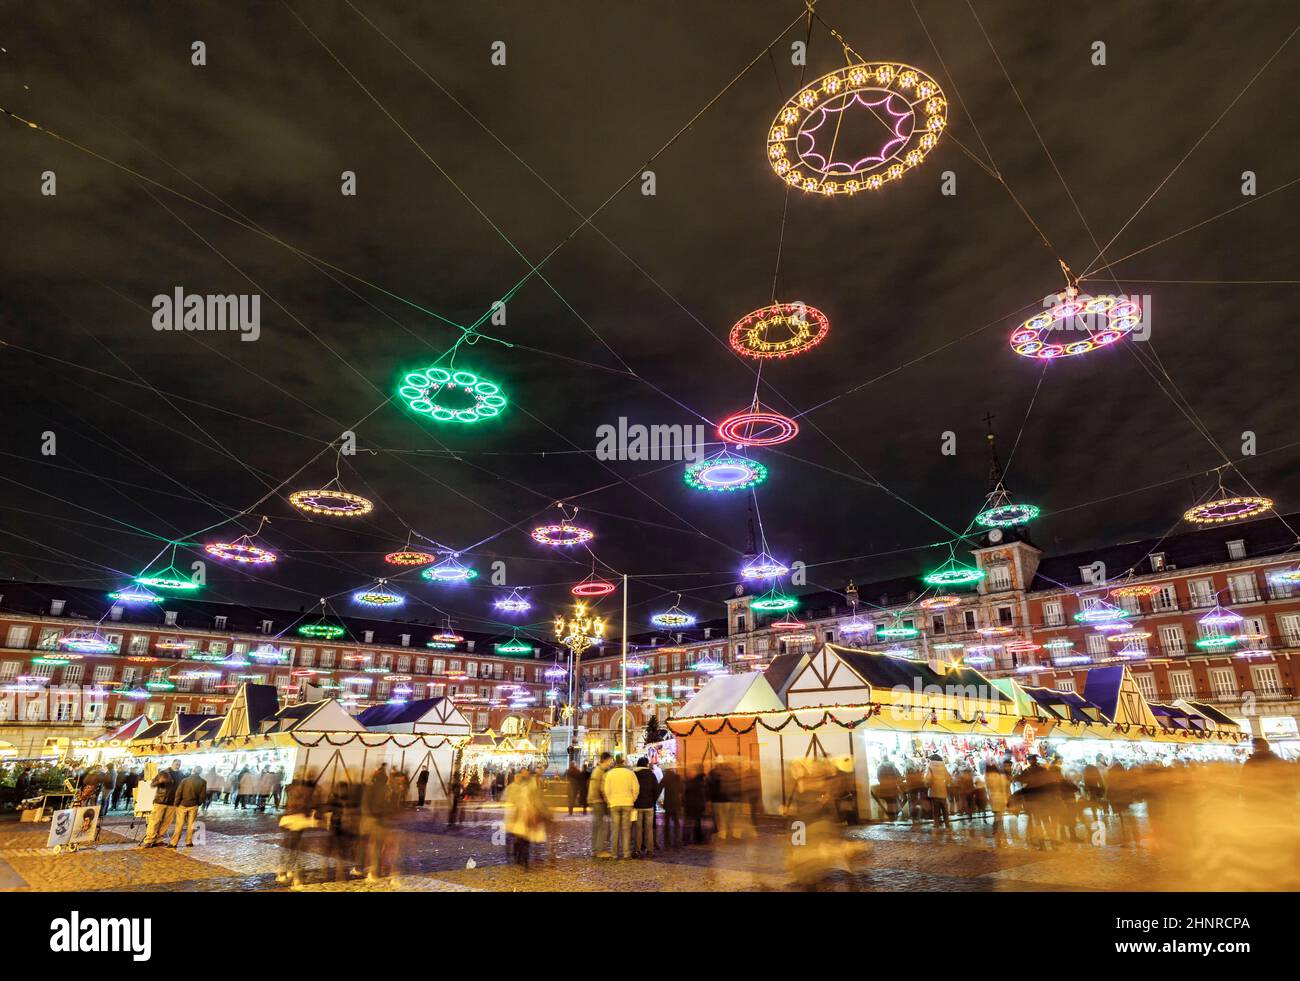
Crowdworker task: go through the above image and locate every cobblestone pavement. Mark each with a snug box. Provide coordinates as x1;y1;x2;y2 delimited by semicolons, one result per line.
0;803;1171;892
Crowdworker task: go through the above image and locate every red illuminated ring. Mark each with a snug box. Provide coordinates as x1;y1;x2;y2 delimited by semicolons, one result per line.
572;580;616;598
718;410;799;447
729;303;830;360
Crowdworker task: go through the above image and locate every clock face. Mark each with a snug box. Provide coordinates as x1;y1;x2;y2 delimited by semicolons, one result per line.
988;528;1004;543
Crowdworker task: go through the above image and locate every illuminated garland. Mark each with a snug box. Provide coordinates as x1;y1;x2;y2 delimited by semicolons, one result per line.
1183;496;1274;525
422;555;477;582
398;366;507;423
531;522;594;546
752;588;798;613
685;451;768;493
1010;292;1143;360
718;407;798;448
385;550;436;566
728;302;830;359
767;63;946;196
298;623;345;639
289;488;374;518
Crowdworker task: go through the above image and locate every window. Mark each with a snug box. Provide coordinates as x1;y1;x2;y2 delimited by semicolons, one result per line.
1188;578;1215;608
129;635;150;655
261;620;274;635
824;629;836;642
397;655;410;672
963;610;977;631
164;610;178;626
735;614;746;633
93;665;114;684
363;630;374;643
1150;553;1166;572
50;599;66;616
121;667;142;685
55;700;76;722
1135;674;1157;700
62;664;84;685
1056;678;1075;693
1209;668;1237;698
1086;633;1108;656
109;605;123;622
1116;593;1141;615
29;661;55;678
467;661;478;678
432;658;445;674
415;657;427;673
997;605;1014;625
513;666;524;681
37;629;62;650
116;702;133;720
5;625;31;648
321;649;335;668
1242;616;1268;643
1041;600;1063;626
0;662;19;682
931;616;945;635
1250;665;1281;694
986;565;1012;591
673;651;682;670
380;653;393;670
1227;540;1246;560
1151;584;1179;612
1169;671;1196;700
214;615;228;630
208;640;227;656
1228;573;1261;604
299;648;314;667
1158;624;1186;655
400;634;410;648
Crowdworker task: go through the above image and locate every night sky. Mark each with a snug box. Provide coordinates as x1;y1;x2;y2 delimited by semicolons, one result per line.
1;1;1297;636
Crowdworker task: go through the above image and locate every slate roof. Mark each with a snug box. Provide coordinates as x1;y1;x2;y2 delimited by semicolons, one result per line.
1081;667;1125;720
831;647;1011;702
356;696;448;728
1021;686;1101;722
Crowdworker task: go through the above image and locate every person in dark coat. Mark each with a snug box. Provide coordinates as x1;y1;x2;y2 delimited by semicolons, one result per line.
632;757;660;858
565;763;583;816
170;766;207;848
579;763;591;812
141;760;183;847
684;770;708;844
659;766;684;849
416;767;430;809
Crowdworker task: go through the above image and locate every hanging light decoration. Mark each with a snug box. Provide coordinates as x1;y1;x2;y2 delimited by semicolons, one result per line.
385;549;437;566
204;534;277;564
108;584;163;604
134;568;200;592
973;484;1040;528
767;62;947;196
289;486;373;518
543;662;567;681
1073;599;1129;623
432;619;465;644
839;615;873;637
572;575;616;598
718;405;799;448
398;365;507;423
977;625;1014;637
685;451;768;493
1109;576;1162;599
352;579;404;607
1267;566;1300;585
58;631;118;654
494;589;532;614
877;620;920;639
421;554;477;583
728;302;830;359
251;644;288;663
495;630;533;655
1198;604;1244;628
1010;290;1143;360
651;597;695;628
1105;630;1152;644
298;622;346;639
919;594;960;610
922;555;985;587
752;588;798;613
741;551;789;580
531;522;594;547
1184;495;1274;526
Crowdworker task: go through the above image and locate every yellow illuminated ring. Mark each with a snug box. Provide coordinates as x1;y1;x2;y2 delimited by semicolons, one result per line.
289;489;374;517
767;62;946;196
1183;496;1273;525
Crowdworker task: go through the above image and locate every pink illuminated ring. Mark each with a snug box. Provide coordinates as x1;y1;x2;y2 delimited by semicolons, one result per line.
205;542;277;564
718;409;798;447
531;523;594;547
572;579;616;598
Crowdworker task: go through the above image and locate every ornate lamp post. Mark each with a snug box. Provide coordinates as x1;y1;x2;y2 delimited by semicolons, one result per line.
554;600;606;764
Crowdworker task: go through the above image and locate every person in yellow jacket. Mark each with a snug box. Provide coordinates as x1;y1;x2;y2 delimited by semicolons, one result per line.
602;757;640;860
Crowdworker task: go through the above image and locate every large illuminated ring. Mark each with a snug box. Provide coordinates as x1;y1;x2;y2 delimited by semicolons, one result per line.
729;303;830;359
353;586;403;607
741;552;789;580
385;550;436;566
289;489;373;517
919;595;960;610
768;62;946;196
1268;568;1300;585
1010;294;1143;360
651;609;695;628
134;573;200;591
922;561;984;587
1183;496;1273;525
752;590;798;613
205;541;277;564
398;366;507;423
974;503;1040;528
531;523;594;546
685;452;768;493
299;623;346;639
572;578;616;597
718;409;798;447
422;557;477;582
1110;582;1161;598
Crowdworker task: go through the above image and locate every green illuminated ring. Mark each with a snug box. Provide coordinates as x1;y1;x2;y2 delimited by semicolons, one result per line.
974;503;1041;528
878;625;920;639
298;623;346;639
135;574;200;591
1195;635;1239;649
923;567;985;587
752;594;798;612
398;366;507;423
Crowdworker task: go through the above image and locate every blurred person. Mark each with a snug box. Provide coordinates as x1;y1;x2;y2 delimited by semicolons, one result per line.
361;767;394;881
447;771;464;827
710;760;740;840
270;767;285;809
111;769;127;812
323;779;355;882
416;767;429;809
533;764;558;866
141;760;183;847
1083;756;1109;821
391;769;410;808
786;760;865;890
953;765;975;821
633;756;660;858
1049;758;1081;843
503;770;545;869
589;752;613;858
1013;755;1051;849
604;756;640;859
684;769;708;844
1107;763;1138;847
237;767;256;810
579;761;591;812
925;754;951;828
565;761;583;815
873;759;903;821
904;764;927;824
660;765;684;849
170;765;207;849
255;767;274;811
984;761;1011;847
276;769;318;888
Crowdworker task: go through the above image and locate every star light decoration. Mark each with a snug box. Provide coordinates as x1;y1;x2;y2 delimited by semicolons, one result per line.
1009;290;1144;360
289;488;373;518
204;534;277;564
1183;495;1274;525
398;366;507;423
685;451;768;493
718;405;799;448
729;302;830;359
767;62;947;196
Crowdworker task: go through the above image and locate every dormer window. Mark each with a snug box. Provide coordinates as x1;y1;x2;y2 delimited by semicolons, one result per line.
1150;553;1166;572
213;615;227;630
261;620;274;635
1227;540;1246;560
363;630;374;643
164;610;178;626
50;599;66;616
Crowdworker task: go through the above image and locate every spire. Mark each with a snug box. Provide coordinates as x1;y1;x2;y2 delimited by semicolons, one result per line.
984;411;1005;494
